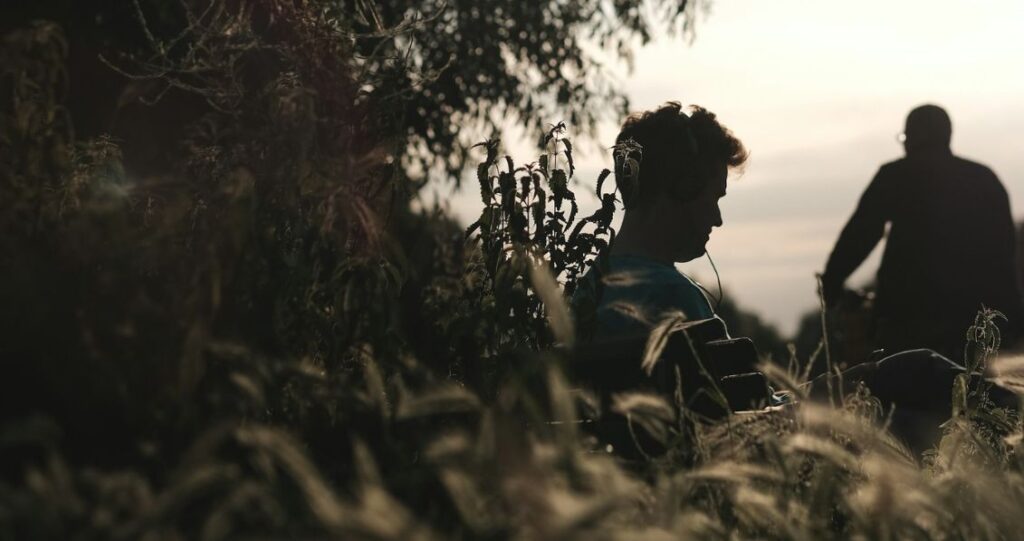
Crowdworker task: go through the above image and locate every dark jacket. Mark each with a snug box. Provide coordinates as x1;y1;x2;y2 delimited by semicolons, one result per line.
823;149;1024;355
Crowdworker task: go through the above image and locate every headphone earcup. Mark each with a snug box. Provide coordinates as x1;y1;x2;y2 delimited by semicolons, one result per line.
614;150;642;209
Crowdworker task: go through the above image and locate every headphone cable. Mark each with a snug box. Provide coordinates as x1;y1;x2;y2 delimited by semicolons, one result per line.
693;249;724;313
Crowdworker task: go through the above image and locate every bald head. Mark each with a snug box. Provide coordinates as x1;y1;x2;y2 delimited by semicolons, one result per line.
903;104;951;153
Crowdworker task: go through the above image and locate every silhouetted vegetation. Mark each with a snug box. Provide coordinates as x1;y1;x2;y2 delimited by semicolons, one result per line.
3;2;1024;539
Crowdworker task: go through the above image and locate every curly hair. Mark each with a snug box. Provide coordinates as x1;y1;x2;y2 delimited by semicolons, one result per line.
614;102;747;209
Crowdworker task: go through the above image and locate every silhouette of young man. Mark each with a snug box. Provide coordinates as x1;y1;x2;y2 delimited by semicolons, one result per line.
577;102;748;338
822;104;1024;359
571;103;753;458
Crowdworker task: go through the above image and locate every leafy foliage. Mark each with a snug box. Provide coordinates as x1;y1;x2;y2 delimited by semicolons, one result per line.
362;0;708;178
461;123;617;351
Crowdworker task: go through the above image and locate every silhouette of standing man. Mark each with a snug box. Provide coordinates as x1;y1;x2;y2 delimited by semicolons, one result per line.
822;104;1023;359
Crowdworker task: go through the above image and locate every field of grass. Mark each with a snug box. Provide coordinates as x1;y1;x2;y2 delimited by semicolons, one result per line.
3;6;1024;540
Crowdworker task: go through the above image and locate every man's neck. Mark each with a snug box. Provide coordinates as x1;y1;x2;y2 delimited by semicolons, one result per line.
610;219;675;265
905;145;953;158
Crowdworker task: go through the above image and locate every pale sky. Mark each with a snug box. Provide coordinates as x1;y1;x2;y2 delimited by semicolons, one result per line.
434;0;1024;336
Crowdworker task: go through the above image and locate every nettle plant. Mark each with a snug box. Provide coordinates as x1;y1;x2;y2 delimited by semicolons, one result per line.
465;123;622;352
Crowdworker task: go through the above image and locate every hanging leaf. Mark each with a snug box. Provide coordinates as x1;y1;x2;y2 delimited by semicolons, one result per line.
562;138;574;177
595;168;611;197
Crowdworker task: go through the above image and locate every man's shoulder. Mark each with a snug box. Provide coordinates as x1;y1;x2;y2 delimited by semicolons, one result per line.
877;157;911;174
871;158;908;182
880;155;1000;183
606;256;687;283
879;157;905;169
951;155;999;179
599;256;713;322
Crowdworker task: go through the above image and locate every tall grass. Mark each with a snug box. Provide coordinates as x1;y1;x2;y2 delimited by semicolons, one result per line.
2;6;1024;540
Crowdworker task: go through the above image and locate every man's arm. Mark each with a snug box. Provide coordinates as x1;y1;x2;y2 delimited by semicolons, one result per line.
821;167;891;306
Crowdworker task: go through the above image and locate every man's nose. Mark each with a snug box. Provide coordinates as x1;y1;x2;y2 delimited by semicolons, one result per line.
712;206;723;227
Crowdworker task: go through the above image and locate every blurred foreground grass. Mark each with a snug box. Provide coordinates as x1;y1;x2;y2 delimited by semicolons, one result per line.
3;7;1024;540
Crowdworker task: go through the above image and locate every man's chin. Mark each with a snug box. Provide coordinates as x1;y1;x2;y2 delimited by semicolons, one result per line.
674;246;706;263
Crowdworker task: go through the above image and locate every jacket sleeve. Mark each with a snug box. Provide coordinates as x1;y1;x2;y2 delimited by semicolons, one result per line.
821;166;892;305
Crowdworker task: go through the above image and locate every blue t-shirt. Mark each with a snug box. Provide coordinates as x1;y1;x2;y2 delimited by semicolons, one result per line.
580;255;715;338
